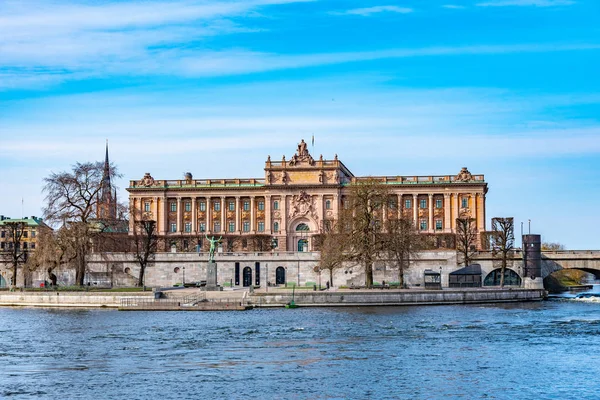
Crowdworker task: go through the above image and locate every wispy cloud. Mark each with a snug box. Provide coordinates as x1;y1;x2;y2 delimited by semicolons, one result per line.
331;5;413;16
442;5;466;9
476;0;575;7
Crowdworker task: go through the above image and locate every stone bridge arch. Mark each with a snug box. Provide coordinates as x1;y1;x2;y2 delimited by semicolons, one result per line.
541;251;600;279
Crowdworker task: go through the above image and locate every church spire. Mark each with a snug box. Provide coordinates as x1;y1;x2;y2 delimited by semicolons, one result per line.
98;140;117;220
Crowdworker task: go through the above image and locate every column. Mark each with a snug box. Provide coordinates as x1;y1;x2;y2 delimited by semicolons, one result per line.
206;196;211;233
161;196;168;234
250;196;256;233
235;196;241;233
281;195;288;234
152;197;158;221
265;195;272;234
191;197;197;233
318;194;325;231
472;193;478;227
176;197;182;233
452;193;459;230
428;194;434;233
444;193;451;233
221;196;226;233
412;194;418;226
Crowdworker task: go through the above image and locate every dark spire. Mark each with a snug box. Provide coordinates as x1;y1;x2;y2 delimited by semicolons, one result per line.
101;140;111;201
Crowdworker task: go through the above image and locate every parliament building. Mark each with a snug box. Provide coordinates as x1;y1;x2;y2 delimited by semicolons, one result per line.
127;140;488;252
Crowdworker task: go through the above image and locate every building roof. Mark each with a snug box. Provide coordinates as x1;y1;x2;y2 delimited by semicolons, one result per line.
449;264;482;275
0;216;50;228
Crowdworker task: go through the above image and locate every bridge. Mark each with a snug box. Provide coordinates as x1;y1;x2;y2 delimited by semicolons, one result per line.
540;250;600;279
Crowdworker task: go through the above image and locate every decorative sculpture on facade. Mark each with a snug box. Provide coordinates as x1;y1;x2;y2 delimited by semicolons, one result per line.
455;167;473;182
140;173;155;187
289;190;318;220
289;139;315;166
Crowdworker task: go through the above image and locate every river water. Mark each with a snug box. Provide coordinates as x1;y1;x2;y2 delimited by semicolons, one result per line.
1;293;600;400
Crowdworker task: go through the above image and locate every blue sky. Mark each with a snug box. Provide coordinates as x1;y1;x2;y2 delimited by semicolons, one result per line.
1;0;599;248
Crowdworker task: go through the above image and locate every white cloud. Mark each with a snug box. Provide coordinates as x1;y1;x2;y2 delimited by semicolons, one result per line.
331;5;413;16
442;5;466;9
476;0;575;7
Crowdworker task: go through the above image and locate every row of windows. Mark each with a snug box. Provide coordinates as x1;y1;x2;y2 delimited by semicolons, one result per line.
0;242;35;250
419;219;445;231
0;230;36;238
146;197;471;214
170;221;269;233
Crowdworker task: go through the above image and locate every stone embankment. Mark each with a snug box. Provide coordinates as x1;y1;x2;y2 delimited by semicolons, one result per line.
249;288;547;307
0;288;546;309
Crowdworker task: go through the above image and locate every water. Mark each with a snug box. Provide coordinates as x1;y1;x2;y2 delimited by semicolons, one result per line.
1;297;600;400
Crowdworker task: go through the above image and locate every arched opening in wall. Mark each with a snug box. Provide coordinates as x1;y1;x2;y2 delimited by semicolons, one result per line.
296;223;310;232
0;274;6;288
174;267;180;273
543;269;599;293
243;267;252;287
124;267;131;275
483;268;522;286
276;267;286;285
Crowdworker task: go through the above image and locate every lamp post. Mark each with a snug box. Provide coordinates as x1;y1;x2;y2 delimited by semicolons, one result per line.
439;266;442;289
182;266;186;286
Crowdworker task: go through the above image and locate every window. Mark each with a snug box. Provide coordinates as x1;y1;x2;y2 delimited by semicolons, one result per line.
405;199;412;209
436;199;443;209
170;202;177;212
462;197;468;208
243;221;250;232
420;199;427;209
30;243;35;249
185;202;191;212
296;223;309;231
170;223;177;232
144;202;151;212
23;242;28;249
184;223;191;233
389;200;396;210
243;201;250;211
214;202;220;211
31;230;36;238
214;222;221;232
258;222;265;232
1;242;4;249
229;222;235;232
273;221;279;232
1;231;5;238
273;201;279;210
436;220;443;230
325;200;331;210
199;202;206;212
23;231;28;238
258;201;264;211
199;222;206;232
272;238;278;248
229;201;235;211
420;219;427;230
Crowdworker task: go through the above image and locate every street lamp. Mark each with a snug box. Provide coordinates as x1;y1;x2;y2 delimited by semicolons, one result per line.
183;266;186;286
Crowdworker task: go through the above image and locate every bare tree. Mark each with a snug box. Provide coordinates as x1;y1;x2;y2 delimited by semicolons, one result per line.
456;217;477;267
1;222;27;289
541;242;565;251
25;226;62;287
384;217;422;288
43;161;123;286
131;220;158;287
317;221;348;287
342;179;389;287
490;217;515;287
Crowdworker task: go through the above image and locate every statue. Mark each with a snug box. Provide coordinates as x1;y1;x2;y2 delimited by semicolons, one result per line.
297;139;308;156
205;234;222;262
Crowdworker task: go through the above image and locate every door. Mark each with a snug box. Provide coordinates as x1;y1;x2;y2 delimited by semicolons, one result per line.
243;267;252;287
275;267;286;285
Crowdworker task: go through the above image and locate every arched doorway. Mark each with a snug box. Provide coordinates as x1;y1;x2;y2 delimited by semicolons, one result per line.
484;269;522;286
276;267;286;285
243;267;252;287
0;275;6;288
297;239;308;252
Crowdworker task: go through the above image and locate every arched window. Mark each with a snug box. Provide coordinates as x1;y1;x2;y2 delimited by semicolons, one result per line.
273;221;279;232
296;223;310;231
484;269;522;286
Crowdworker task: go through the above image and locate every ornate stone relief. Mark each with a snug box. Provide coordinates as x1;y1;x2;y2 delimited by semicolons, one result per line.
455;167;473;182
139;173;155;187
288;139;315;166
289;190;318;221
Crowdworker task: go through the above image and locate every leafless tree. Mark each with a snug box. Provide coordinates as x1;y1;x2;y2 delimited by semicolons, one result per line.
1;222;27;289
341;179;389;287
541;242;565;251
384;217;423;288
456;217;477;267
42;161;124;286
317;221;348;287
490;217;515;287
131;219;158;287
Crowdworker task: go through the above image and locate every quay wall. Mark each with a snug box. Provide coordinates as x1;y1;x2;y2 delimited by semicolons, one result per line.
0;291;153;308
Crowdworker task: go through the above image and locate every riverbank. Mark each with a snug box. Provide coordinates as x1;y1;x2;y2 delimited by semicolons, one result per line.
0;287;546;309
